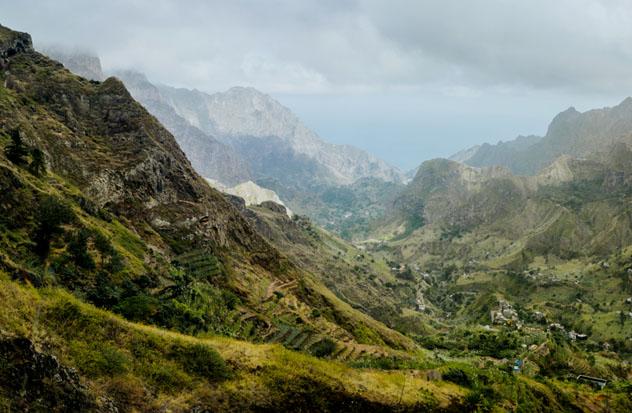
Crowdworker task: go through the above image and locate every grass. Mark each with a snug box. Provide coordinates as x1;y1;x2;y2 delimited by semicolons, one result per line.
3;271;629;411
0;272;468;411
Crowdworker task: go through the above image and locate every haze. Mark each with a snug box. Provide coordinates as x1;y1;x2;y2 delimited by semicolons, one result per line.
3;0;632;169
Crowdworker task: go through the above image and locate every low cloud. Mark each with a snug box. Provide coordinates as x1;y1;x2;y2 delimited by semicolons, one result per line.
4;0;632;95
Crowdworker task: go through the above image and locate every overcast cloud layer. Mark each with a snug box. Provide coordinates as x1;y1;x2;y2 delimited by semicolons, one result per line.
3;0;632;168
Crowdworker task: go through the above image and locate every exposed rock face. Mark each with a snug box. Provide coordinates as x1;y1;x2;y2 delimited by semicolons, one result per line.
38;55;251;186
0;24;33;61
490;300;520;327
157;85;404;186
40;47;104;81
114;71;252;186
451;98;632;175
207;179;292;216
0;336;97;412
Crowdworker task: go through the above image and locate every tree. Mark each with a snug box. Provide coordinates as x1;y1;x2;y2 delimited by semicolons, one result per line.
4;129;28;165
93;231;124;273
67;228;95;269
33;196;75;259
28;148;46;177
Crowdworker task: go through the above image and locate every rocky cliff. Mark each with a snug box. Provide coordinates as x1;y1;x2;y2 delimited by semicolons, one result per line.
110;70;252;186
158;85;404;185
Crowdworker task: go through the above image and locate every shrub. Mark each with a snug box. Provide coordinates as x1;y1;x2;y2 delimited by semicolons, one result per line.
169;343;231;381
443;367;475;387
70;340;129;377
143;361;192;392
28;148;46;176
309;338;337;358
396;266;415;281
66;228;95;269
114;294;160;322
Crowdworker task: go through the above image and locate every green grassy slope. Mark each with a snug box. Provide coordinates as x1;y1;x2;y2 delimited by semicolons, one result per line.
1;22;631;411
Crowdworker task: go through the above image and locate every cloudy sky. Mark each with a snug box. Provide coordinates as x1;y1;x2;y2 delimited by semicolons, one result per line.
3;0;632;169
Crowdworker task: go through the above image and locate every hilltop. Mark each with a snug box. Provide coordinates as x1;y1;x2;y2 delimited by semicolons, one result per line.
452;98;632;175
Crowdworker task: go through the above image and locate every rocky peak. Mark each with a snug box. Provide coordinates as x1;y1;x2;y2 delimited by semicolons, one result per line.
157;83;403;185
204;86;305;143
0;24;33;59
545;106;581;136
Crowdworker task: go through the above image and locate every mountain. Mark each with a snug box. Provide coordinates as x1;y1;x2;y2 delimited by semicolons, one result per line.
0;24;448;411
388;147;632;258
452;98;632;175
125;75;405;238
114;72;403;238
111;70;252;186
157;85;404;186
38;46;104;81
46;52;403;240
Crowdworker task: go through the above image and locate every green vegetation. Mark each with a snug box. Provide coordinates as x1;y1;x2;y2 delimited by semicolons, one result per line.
3;129;28;165
309;338;337;357
33;195;76;259
1;22;631;411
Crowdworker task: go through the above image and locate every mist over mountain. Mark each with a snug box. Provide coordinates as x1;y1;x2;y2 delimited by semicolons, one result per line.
452;98;632;175
38;46;104;81
157;84;404;185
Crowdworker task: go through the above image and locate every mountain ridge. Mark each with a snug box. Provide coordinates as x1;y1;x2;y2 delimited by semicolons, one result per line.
157;83;404;185
451;97;632;175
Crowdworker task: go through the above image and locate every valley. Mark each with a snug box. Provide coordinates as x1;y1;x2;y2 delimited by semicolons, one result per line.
0;20;631;413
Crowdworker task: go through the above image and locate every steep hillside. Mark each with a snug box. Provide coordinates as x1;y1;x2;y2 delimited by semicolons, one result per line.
113;70;251;186
233;200;432;338
453;98;632;175
1;22;421;359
